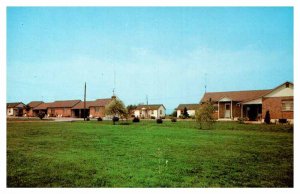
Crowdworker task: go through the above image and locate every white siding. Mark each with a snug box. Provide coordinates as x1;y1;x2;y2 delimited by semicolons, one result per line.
264;84;293;97
243;98;262;105
177;110;181;118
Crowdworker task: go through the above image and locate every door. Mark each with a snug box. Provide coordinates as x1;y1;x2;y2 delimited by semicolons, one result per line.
225;103;231;118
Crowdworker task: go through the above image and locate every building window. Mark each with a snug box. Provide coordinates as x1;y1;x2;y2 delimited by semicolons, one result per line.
160;110;162;114
282;100;293;111
151;110;154;114
95;107;100;112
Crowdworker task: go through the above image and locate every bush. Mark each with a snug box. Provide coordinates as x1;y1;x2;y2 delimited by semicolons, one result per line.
133;117;140;123
178;115;183;119
112;116;120;125
238;117;246;124
195;102;216;129
150;116;156;119
97;117;103;121
264;110;271;124
86;118;90;121
37;112;46;120
171;118;177;122
156;118;163;124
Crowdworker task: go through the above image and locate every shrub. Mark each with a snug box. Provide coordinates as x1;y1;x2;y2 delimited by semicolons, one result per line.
171;118;177;122
195;102;216;129
238;117;246;124
178;115;183;119
37;112;46;120
86;118;90;121
156;118;163;124
264;110;271;124
97;117;103;121
133;117;140;123
150;116;156;119
113;116;119;122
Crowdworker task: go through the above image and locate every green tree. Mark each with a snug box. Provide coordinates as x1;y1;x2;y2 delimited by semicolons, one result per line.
195;102;216;129
183;107;189;119
105;97;128;125
126;104;137;117
171;110;177;118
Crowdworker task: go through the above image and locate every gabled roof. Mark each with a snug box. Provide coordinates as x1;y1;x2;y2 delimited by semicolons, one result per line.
261;81;293;98
7;102;25;108
176;104;200;110
33;102;53;110
135;104;165;110
71;98;111;109
200;89;272;103
27;101;44;108
49;100;81;108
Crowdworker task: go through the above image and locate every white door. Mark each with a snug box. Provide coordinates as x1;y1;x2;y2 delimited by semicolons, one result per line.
225;104;231;118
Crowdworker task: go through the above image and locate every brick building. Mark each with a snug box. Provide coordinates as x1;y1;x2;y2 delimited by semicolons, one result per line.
24;101;44;117
200;82;293;123
71;98;112;118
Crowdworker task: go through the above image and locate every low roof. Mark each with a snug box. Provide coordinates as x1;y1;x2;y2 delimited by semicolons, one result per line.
135;104;165;110
200;89;271;103
33;102;53;110
7;102;24;108
176;104;200;110
27;101;44;108
72;98;111;109
49;100;81;108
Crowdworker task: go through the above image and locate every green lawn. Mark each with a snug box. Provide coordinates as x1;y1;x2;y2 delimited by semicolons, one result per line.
7;120;293;187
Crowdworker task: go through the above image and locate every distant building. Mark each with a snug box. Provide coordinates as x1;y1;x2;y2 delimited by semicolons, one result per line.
134;104;166;119
200;82;293;123
71;98;112;118
33;100;81;117
25;101;44;117
7;102;25;117
175;104;200;118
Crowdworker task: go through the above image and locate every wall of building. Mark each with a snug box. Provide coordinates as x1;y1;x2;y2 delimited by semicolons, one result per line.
262;96;293;120
89;106;106;118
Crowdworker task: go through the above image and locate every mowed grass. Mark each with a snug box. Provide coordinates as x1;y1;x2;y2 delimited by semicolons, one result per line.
7;120;293;187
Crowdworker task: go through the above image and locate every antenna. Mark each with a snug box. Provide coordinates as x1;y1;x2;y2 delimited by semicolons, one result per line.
204;73;207;93
146;95;148;105
113;70;116;96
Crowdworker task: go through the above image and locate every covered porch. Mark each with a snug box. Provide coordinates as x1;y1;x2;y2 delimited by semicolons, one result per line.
217;97;241;120
241;98;262;121
72;109;90;118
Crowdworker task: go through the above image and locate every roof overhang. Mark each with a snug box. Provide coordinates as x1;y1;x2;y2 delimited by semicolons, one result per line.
242;98;262;105
218;97;232;102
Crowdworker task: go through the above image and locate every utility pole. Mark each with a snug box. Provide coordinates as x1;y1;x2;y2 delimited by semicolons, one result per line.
84;82;86;121
146;95;148;105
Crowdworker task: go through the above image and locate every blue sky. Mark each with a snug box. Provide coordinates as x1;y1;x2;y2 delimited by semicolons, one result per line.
7;7;293;113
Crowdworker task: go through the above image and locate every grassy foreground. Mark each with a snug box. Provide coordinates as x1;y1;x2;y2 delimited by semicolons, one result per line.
7;120;293;187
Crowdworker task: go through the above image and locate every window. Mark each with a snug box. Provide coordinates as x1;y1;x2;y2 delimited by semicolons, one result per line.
95;107;100;112
151;110;154;114
282;100;293;111
160;110;162;114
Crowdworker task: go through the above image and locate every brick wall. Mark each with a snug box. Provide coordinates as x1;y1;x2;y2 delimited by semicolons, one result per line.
90;106;106;118
262;97;293;119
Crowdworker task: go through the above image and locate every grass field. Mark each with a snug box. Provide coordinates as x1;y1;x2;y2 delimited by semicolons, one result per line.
7;120;293;187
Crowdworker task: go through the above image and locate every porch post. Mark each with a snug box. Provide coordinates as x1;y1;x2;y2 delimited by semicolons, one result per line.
231;100;233;119
241;104;243;118
218;101;220;119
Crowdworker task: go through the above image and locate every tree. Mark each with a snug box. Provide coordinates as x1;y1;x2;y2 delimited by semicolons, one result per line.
37;112;46;120
105;97;128;125
24;105;31;117
183;107;189;119
126;104;137;117
264;110;271;124
195;102;216;129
